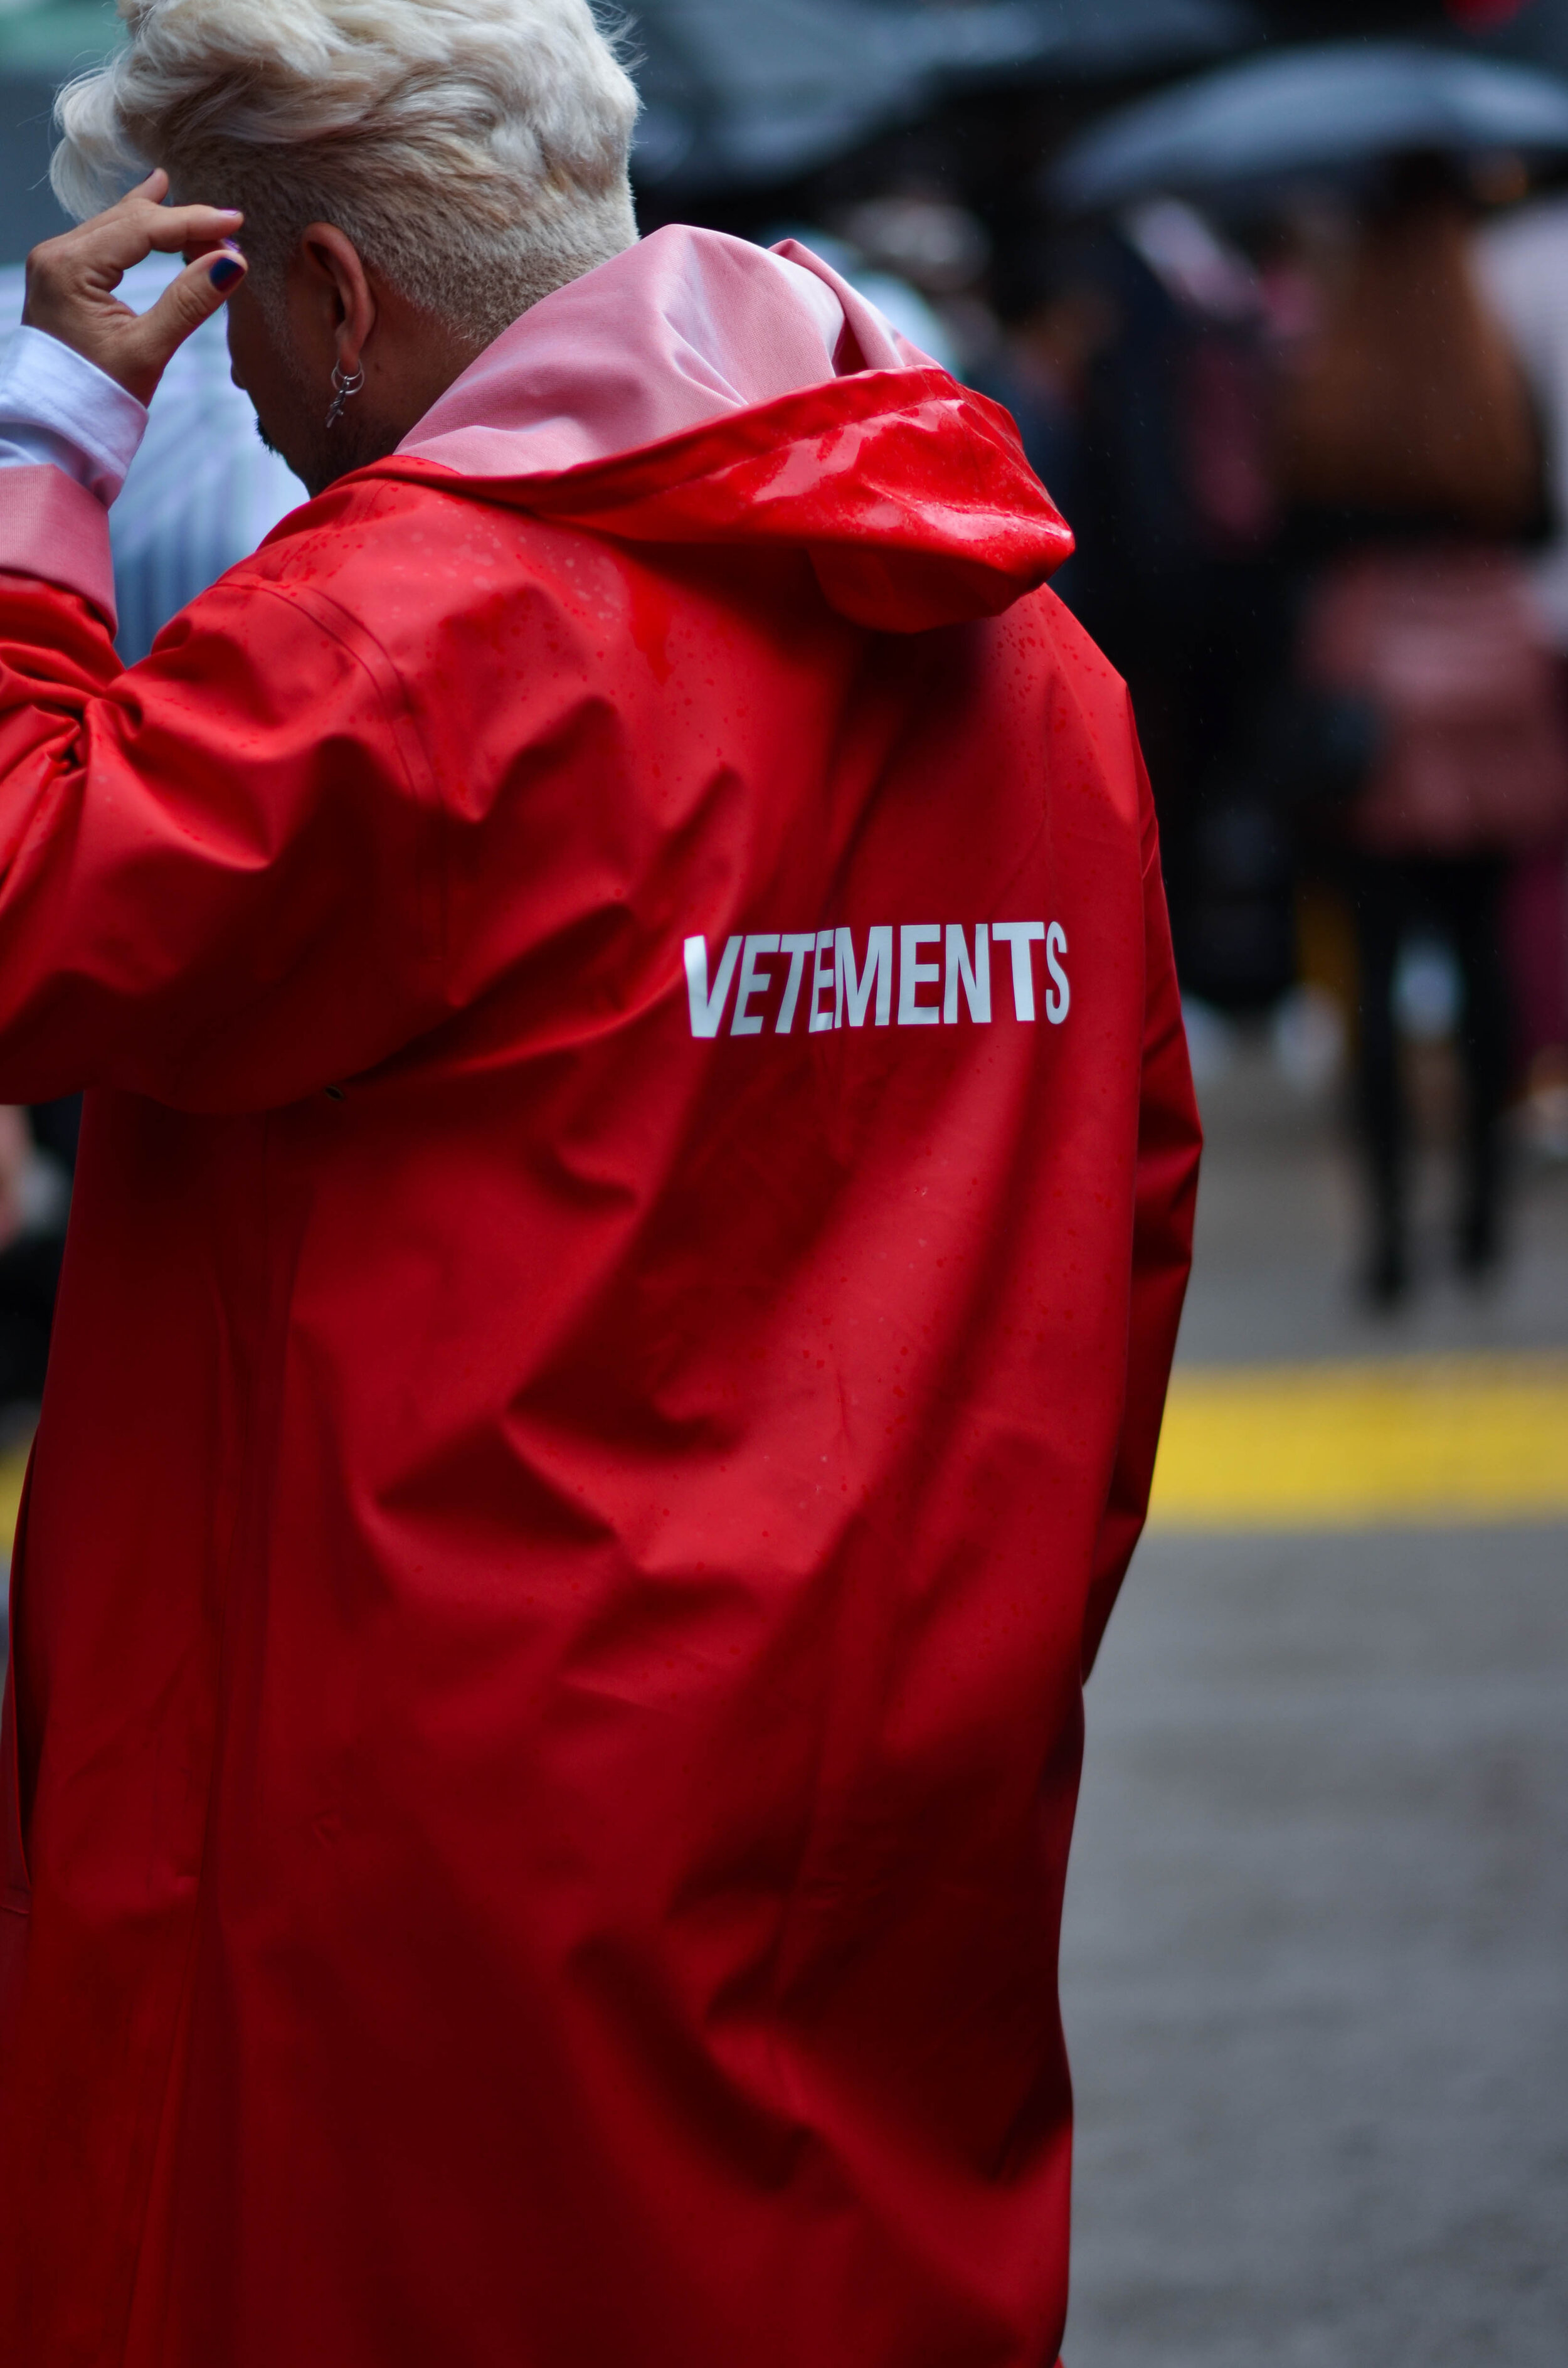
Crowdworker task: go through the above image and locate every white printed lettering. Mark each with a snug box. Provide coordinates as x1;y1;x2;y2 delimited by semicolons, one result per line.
731;934;781;1035
899;926;941;1026
836;926;893;1028
809;929;836;1033
685;934;743;1038
687;918;1067;1039
944;924;992;1025
776;933;818;1034
992;921;1046;1022
1045;921;1071;1025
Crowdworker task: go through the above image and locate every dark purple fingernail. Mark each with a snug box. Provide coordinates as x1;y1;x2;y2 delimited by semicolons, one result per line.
209;255;243;290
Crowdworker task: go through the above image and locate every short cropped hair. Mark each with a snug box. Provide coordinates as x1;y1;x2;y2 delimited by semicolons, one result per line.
51;0;640;349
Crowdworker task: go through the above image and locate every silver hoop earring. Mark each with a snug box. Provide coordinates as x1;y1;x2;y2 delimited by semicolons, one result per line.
326;362;365;430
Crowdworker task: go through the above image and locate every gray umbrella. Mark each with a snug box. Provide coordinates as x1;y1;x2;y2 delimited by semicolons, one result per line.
628;0;1259;191
1050;40;1568;212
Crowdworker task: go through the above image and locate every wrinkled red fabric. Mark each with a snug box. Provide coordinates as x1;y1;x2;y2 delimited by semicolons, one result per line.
0;228;1198;2368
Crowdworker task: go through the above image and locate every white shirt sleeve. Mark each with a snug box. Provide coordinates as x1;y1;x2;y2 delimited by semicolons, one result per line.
0;325;150;506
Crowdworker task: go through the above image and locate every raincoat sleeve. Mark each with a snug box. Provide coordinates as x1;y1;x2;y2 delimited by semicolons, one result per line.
0;567;446;1111
1081;735;1201;1677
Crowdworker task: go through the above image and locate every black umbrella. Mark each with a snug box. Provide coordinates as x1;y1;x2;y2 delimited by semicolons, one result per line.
1051;38;1568;211
628;0;1259;191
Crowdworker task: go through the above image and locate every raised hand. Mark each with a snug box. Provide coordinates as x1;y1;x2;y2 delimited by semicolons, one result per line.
23;167;247;406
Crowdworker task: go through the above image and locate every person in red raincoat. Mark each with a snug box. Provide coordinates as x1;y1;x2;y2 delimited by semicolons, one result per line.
0;3;1199;2361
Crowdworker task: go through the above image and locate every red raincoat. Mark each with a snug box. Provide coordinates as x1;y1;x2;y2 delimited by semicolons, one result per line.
0;228;1199;2367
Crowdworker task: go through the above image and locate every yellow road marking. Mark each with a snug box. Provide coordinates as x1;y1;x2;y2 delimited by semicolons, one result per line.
1150;1355;1568;1529
1;1444;30;1565
2;1356;1564;1565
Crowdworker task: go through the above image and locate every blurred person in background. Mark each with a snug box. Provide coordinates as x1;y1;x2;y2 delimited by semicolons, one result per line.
977;228;1121;615
1283;154;1568;1305
1476;179;1568;1156
0;3;1198;2364
831;190;995;376
1065;197;1295;1017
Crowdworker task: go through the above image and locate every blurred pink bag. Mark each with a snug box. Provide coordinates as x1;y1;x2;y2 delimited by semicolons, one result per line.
1304;548;1568;854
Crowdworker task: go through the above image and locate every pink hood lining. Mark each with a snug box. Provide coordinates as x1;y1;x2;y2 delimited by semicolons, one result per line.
400;226;928;482
372;221;1075;633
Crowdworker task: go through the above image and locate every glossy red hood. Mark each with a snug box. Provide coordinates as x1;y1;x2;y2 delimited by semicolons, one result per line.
368;224;1073;634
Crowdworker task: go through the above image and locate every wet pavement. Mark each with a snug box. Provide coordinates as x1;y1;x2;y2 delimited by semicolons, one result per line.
1061;1032;1568;2367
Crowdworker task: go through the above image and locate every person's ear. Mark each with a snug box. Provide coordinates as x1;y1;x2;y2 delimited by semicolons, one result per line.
299;221;376;375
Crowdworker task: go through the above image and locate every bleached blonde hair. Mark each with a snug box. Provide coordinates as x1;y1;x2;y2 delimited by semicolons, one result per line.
51;0;640;348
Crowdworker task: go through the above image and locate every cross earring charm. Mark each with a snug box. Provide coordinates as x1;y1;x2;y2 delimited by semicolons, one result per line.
326;363;365;429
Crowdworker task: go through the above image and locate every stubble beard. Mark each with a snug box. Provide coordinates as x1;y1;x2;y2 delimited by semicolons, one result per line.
254;347;392;501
